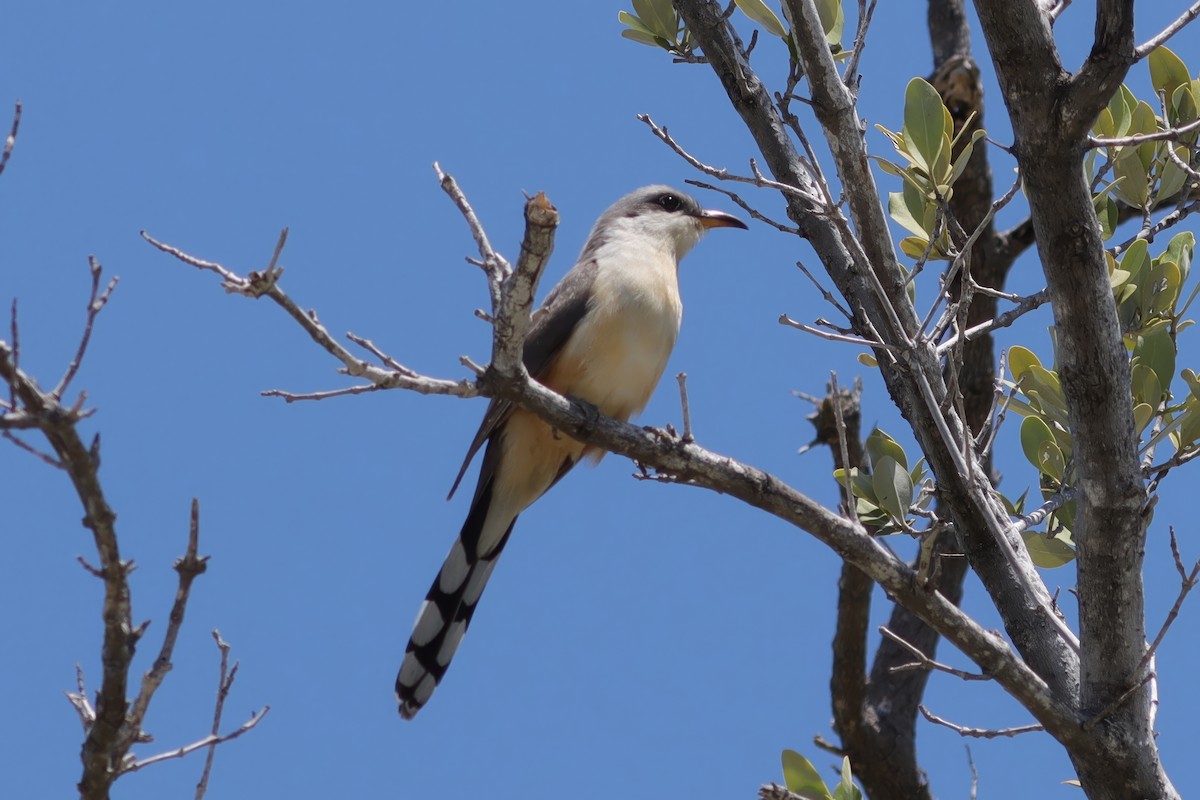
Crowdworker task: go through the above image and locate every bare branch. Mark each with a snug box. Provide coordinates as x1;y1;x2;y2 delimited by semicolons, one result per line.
829;373;858;527
121;500;211;752
2;429;64;465
779;314;894;350
841;0;879;89
346;332;417;375
919;705;1043;738
52;256;119;400
0;100;20;178
121;706;270;776
65;664;96;734
638;113;823;204
195;631;242;798
489;190;558;374
1134;2;1200;60
684;179;801;233
675;373;694;443
1089;116;1200;148
262;384;385;403
880;625;992;681
142;230;478;401
1134;528;1200;679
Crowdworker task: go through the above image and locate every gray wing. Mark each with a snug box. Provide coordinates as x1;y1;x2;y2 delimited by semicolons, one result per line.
446;259;598;500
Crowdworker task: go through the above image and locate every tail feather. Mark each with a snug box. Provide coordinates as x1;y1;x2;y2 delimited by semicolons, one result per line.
396;477;516;719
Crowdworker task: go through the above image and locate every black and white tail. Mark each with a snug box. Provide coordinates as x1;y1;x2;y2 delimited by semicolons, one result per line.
396;474;516;719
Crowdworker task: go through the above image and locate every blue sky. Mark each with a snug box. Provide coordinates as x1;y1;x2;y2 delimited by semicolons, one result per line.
3;2;1199;798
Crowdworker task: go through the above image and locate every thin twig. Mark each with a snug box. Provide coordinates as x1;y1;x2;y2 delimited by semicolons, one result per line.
841;0;879;90
676;372;694;443
261;385;384;403
919;705;1043;738
65;664;96;733
639;114;822;204
794;261;853;321
0;100;20;178
53;256;119;400
829;373;858;526
1134;527;1200;678
195;630;233;798
121;707;270;775
1088;116;1200;148
880;625;991;680
1133;2;1200;60
2;429;64;466
936;288;1051;355
779;314;895;350
685;179;801;233
121;499;211;753
143;230;476;400
346;332;417;375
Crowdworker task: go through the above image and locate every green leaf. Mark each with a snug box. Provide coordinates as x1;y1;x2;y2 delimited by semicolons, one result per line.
1171;82;1198;127
832;757;863;800
1112;147;1151;208
1021;529;1077;568
1165;232;1195;286
902;78;946;176
1134;325;1177;397
1131;101;1160;168
816;0;844;46
1158;144;1190;201
1132;362;1165;408
619;27;664;47
866;429;908;470
1008;345;1041;381
735;0;787;38
631;0;677;39
1020;415;1055;471
948;129;986;187
872;456;913;520
857;352;878;368
1152;259;1182;316
1121;237;1150;282
1149;46;1191;103
1133;401;1155;435
1182;368;1200;399
1110;84;1136;136
618;10;657;35
1036;438;1066;482
888;184;929;238
782;750;833;800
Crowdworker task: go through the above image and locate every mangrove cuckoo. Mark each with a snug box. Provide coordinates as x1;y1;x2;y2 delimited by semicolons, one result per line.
396;185;747;718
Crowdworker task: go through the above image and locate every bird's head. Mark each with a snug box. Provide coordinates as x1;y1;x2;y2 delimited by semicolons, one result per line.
585;185;748;261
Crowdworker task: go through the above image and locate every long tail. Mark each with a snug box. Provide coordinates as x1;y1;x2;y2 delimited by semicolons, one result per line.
396;477;516;719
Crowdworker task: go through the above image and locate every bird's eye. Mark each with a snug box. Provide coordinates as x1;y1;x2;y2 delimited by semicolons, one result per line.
656;193;682;212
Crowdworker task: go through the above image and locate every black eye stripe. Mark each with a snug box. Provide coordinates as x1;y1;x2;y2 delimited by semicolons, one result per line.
656;193;682;212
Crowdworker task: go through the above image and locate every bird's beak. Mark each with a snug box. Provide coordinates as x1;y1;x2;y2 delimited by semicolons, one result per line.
697;209;749;230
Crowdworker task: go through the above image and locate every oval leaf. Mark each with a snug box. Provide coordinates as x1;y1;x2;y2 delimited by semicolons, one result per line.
782;750;833;800
866;429;908;470
631;0;677;39
735;0;787;38
1020;415;1055;471
902;78;946;175
872;456;913;520
1149;46;1190;103
1021;530;1077;568
1008;345;1041;381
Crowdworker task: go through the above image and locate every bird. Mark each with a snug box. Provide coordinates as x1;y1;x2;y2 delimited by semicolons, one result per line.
396;185;747;719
